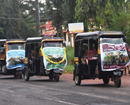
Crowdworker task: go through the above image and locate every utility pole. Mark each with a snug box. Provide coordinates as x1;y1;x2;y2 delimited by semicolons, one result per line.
36;0;40;36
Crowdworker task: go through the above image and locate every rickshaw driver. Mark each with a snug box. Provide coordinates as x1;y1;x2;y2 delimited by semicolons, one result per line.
82;42;97;65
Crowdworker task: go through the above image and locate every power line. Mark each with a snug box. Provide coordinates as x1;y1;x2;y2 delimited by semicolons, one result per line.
0;16;51;20
0;17;24;20
0;14;22;16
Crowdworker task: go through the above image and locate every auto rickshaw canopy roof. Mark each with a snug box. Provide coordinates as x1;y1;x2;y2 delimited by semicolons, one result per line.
26;37;63;44
42;36;63;42
0;39;6;44
26;37;42;43
6;39;25;44
75;31;124;41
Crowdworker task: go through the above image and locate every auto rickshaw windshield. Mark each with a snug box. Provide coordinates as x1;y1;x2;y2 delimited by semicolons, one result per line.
43;41;63;47
8;43;25;50
100;38;123;44
0;44;5;53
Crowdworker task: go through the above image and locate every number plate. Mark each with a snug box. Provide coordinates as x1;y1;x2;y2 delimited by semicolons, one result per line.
16;68;23;71
54;69;60;73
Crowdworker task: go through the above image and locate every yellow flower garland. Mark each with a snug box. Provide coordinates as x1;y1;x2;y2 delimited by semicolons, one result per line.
40;47;66;64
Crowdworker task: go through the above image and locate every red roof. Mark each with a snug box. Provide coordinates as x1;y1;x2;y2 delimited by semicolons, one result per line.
33;24;45;29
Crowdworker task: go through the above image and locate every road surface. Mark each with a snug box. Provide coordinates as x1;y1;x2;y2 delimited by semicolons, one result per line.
0;74;130;105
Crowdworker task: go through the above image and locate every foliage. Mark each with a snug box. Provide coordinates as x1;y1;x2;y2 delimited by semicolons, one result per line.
45;0;64;37
66;46;74;65
74;0;125;31
108;9;130;43
0;0;130;42
64;46;74;73
0;0;36;39
62;0;76;28
0;27;3;34
64;64;74;73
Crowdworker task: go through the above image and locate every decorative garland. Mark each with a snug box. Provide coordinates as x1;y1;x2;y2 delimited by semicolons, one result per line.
40;47;66;64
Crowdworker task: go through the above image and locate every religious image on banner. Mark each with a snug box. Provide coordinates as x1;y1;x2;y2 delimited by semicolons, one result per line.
100;43;129;71
6;50;25;69
42;47;67;71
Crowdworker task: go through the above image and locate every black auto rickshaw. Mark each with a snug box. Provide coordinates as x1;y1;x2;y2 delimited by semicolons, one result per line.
24;37;67;82
0;39;25;79
73;31;129;87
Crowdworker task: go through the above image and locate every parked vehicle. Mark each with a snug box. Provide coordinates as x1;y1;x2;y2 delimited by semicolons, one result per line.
0;39;25;79
73;31;129;87
24;37;67;82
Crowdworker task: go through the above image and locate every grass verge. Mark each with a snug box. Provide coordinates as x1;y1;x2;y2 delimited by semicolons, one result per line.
63;64;74;74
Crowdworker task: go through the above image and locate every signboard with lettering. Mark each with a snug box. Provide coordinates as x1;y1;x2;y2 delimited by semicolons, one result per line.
45;21;54;31
68;22;84;34
45;31;54;36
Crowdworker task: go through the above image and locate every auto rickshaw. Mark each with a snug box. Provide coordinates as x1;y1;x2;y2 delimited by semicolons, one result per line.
0;39;25;79
24;37;67;82
73;31;129;87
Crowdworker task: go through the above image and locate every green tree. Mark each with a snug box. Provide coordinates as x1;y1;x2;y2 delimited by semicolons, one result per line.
75;0;125;31
108;9;130;43
62;0;76;28
0;0;36;39
45;0;64;36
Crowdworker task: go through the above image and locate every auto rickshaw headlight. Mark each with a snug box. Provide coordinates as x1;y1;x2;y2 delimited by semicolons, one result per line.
24;57;28;64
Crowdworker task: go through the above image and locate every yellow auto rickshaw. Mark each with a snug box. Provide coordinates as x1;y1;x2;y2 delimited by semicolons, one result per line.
24;36;67;82
0;39;25;79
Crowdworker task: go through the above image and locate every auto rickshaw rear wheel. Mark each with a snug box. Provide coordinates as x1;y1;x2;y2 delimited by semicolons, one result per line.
114;77;121;87
49;76;53;80
17;71;22;79
25;70;30;81
75;75;81;85
103;77;109;84
54;74;59;82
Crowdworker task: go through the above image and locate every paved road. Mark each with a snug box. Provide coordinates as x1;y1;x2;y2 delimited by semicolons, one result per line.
0;74;130;105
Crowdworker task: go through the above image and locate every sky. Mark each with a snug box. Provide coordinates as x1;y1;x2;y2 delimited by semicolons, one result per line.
40;0;45;3
31;0;45;3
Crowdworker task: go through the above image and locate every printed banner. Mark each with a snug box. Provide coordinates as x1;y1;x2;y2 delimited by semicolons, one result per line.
42;47;67;70
6;50;25;69
100;43;129;71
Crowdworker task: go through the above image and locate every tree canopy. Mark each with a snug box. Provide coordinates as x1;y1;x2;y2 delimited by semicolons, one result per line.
0;0;130;43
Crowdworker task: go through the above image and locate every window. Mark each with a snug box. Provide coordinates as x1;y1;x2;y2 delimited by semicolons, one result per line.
8;43;25;50
43;41;63;47
100;38;123;44
0;46;5;53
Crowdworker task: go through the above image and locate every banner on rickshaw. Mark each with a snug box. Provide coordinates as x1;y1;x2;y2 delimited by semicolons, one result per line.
42;47;67;70
6;50;25;69
100;43;129;71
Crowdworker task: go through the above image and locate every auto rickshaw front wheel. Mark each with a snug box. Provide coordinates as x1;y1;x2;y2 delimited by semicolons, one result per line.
14;71;22;79
75;75;81;85
103;77;109;84
49;71;54;80
54;74;59;82
114;77;121;88
49;75;54;80
25;70;30;81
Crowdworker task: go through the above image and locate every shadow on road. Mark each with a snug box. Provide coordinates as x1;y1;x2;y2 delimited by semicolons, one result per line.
27;79;66;83
79;83;115;88
0;77;16;80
